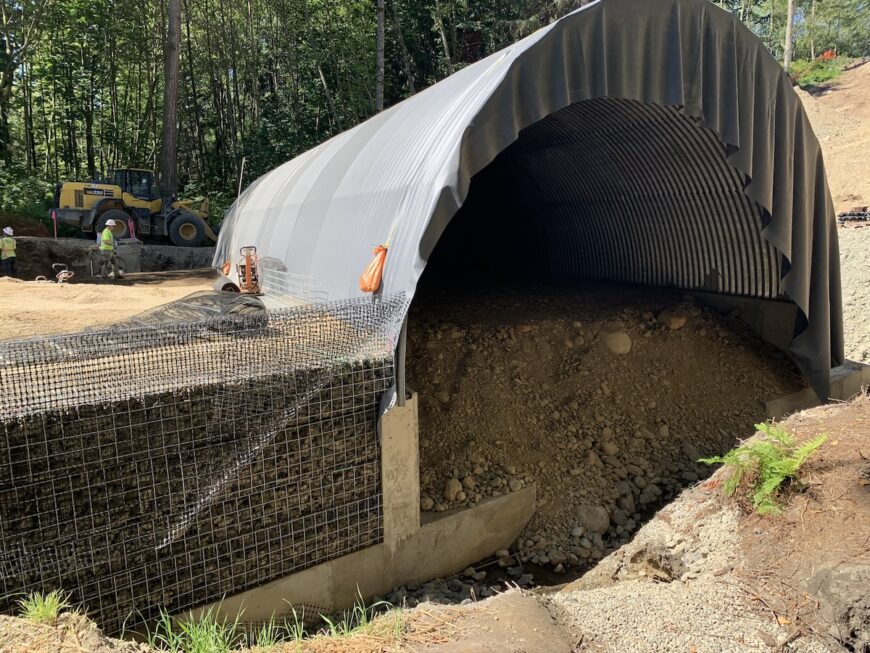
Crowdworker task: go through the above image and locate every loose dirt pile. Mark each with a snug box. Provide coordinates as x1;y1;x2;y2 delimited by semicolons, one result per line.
408;281;806;572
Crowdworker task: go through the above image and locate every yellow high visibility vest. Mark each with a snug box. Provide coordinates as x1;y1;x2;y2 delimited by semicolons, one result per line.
99;228;115;252
0;236;15;260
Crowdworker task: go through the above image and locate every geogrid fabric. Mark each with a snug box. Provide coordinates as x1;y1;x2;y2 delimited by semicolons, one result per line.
0;293;409;633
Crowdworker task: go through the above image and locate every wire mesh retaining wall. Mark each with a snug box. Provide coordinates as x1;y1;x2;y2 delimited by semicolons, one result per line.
0;293;409;634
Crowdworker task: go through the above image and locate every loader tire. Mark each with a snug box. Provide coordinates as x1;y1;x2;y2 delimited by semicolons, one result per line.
169;212;207;247
95;210;133;239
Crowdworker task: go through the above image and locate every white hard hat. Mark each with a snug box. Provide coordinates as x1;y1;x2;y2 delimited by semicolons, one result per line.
105;219;117;227
2;227;12;236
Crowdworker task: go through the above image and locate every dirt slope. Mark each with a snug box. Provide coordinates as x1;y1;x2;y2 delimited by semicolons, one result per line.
797;62;870;213
409;281;805;571
546;393;870;653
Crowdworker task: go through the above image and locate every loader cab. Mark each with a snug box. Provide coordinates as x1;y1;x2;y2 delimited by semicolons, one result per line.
111;169;160;202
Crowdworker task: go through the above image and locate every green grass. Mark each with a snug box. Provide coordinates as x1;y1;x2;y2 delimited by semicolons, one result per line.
142;593;399;652
146;606;246;653
700;422;827;514
17;589;71;624
318;591;393;638
789;57;849;88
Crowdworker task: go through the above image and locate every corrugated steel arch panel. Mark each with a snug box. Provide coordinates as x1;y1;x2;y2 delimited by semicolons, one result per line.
499;99;783;298
215;0;842;399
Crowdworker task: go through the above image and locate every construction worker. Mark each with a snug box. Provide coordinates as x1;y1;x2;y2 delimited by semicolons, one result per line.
1;227;16;277
98;220;120;279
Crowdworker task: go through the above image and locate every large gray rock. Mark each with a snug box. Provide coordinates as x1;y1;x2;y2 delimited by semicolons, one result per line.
600;330;632;355
576;505;610;534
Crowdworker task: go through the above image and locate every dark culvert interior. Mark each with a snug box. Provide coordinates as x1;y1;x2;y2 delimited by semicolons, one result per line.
394;98;807;604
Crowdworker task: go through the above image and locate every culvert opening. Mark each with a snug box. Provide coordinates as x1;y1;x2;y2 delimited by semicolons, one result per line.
399;97;808;601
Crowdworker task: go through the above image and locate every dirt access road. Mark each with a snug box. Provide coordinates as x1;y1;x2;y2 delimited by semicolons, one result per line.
0;270;214;340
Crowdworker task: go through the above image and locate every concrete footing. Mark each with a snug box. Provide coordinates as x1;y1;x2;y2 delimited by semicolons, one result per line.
191;393;536;623
766;360;870;419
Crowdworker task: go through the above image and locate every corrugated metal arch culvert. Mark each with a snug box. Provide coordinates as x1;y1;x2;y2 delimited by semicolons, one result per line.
215;0;843;400
440;98;785;299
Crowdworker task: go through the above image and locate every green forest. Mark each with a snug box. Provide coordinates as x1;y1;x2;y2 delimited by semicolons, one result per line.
1;0;867;223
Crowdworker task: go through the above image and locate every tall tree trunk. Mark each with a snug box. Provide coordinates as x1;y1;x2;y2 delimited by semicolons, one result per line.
375;0;385;112
160;0;182;203
183;0;206;177
769;0;776;54
318;65;342;131
84;62;96;179
390;1;415;94
434;1;454;75
810;0;816;60
783;0;795;71
23;62;36;171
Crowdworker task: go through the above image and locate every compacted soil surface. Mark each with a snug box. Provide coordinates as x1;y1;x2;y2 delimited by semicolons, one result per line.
0;270;214;339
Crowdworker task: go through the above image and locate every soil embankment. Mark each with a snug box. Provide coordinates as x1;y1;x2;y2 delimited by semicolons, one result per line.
8;237;214;280
408;281;806;575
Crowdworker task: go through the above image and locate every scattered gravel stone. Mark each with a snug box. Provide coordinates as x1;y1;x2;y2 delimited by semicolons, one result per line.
600;329;632;355
444;478;463;502
657;309;688;330
576;505;611;534
601;441;620;456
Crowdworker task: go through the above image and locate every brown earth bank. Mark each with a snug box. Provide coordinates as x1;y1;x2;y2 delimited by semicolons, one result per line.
797;61;870;214
0;395;865;652
2;237;215;281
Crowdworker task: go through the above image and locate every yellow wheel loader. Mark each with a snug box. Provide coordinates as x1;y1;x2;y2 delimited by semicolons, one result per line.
52;168;217;247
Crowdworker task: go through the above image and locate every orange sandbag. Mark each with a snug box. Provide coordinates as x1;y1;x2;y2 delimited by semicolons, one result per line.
359;245;388;293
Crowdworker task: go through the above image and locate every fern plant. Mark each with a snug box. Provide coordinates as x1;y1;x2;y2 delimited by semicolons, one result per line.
700;423;827;514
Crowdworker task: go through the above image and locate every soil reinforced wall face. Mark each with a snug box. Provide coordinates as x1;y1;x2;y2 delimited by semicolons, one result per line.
0;294;408;633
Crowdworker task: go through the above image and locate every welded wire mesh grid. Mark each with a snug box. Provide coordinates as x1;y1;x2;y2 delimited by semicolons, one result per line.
0;293;408;634
259;265;329;305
